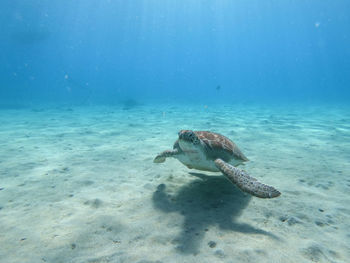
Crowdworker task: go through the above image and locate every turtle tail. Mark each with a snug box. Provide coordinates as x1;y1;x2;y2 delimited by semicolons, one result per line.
214;159;281;198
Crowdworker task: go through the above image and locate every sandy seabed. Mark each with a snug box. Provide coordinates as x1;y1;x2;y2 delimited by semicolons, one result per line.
0;104;349;263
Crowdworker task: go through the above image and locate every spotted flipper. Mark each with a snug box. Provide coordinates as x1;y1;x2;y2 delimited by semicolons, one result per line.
153;149;179;163
214;159;281;198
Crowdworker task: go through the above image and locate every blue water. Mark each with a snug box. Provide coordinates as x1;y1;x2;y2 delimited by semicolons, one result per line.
1;2;350;263
1;0;350;106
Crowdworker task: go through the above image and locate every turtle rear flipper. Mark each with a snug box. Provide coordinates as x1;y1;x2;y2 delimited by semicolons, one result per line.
214;159;281;198
153;149;179;163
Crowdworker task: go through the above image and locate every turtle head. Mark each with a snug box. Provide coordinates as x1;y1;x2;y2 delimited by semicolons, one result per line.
178;130;200;145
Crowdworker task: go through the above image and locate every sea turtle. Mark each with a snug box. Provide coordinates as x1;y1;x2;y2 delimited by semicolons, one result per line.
154;130;281;198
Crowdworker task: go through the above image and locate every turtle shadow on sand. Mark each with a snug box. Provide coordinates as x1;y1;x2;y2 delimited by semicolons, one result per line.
152;173;278;255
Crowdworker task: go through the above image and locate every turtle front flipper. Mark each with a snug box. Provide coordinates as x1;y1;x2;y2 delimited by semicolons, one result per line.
153;149;179;163
214;159;281;198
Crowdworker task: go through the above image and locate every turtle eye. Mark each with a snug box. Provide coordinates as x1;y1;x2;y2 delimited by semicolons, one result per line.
188;132;199;144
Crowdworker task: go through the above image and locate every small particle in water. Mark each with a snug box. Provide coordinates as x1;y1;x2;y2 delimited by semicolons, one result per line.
84;198;103;208
287;216;302;226
61;167;69;173
302;244;324;261
327;219;335;224
315;221;325;227
215;249;225;258
208;241;217;248
71;243;76;249
315;22;320;28
279;215;288;222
